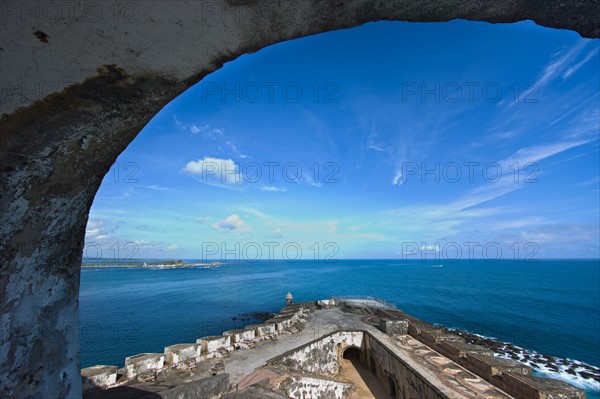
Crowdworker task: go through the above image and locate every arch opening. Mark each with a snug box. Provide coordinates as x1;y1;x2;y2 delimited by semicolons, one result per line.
1;3;599;398
343;346;361;361
339;345;391;398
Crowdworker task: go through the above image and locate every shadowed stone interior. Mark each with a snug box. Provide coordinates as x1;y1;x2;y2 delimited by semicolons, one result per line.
1;1;598;398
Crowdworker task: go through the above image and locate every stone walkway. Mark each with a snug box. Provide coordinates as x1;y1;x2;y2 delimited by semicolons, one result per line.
338;358;392;399
225;308;363;385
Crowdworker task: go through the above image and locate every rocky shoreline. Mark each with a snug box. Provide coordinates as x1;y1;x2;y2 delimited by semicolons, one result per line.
230;312;276;323
445;327;600;388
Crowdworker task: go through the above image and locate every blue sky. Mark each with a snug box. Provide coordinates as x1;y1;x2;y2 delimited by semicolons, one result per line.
85;20;600;261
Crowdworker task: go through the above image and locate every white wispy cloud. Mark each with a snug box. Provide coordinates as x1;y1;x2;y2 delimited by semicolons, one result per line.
328;221;338;233
499;140;590;170
189;123;209;134
382;137;595;242
303;174;323;187
368;145;384;152
242;208;269;219
212;214;251;232
224;140;248;158
133;240;180;253
140;185;174;192
183;157;241;185
420;243;440;252
450;139;592;210
174;116;224;139
392;169;403;186
517;223;599;244
563;46;599;80
577;176;600;187
490;217;545;230
85;220;112;241
238;207;338;238
509;41;589;106
174;116;248;158
259;185;287;192
84;219;180;258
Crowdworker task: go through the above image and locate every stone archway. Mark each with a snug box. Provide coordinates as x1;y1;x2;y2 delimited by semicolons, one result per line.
342;346;361;361
1;2;598;398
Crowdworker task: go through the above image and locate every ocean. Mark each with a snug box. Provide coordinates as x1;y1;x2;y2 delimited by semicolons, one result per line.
79;259;600;397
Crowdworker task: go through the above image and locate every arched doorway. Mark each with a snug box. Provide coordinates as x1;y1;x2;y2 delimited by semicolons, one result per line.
1;2;597;397
340;347;392;398
343;346;361;361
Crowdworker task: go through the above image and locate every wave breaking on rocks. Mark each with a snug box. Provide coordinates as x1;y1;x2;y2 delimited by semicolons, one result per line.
445;327;600;393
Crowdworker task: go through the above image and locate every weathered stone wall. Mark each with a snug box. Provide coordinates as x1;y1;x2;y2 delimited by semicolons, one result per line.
1;1;599;398
164;343;200;367
124;353;165;380
364;334;446;399
78;305;304;392
269;331;363;375
149;373;230;399
278;375;354;399
80;366;117;393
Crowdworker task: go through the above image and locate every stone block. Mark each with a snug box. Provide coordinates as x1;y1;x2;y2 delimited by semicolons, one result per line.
379;318;409;335
224;327;256;343
256;323;277;338
438;341;493;359
500;372;586;399
164;343;200;366
197;335;232;356
81;365;117;392
124;353;164;380
466;354;531;378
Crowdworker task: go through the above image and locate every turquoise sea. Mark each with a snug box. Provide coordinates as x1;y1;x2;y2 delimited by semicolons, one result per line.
79;259;600;397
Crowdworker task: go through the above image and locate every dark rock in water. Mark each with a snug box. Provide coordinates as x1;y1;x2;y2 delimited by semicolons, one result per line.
232;312;276;322
565;368;577;376
580;371;597;380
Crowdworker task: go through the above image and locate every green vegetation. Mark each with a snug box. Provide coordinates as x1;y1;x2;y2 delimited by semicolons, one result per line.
162;260;185;266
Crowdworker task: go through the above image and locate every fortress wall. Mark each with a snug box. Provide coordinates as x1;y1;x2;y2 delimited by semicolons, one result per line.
80;302;587;398
384;310;587;399
164;343;200;367
255;323;277;339
81;304;307;390
197;335;233;359
124;353;165;380
268;331;364;376
364;333;447;399
279;375;353;399
80;366;117;393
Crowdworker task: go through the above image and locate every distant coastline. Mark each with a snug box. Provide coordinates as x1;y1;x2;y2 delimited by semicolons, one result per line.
81;259;223;269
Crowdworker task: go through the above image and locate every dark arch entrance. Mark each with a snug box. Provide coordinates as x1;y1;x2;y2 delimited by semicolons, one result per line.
1;3;598;398
343;346;361;361
340;348;393;398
